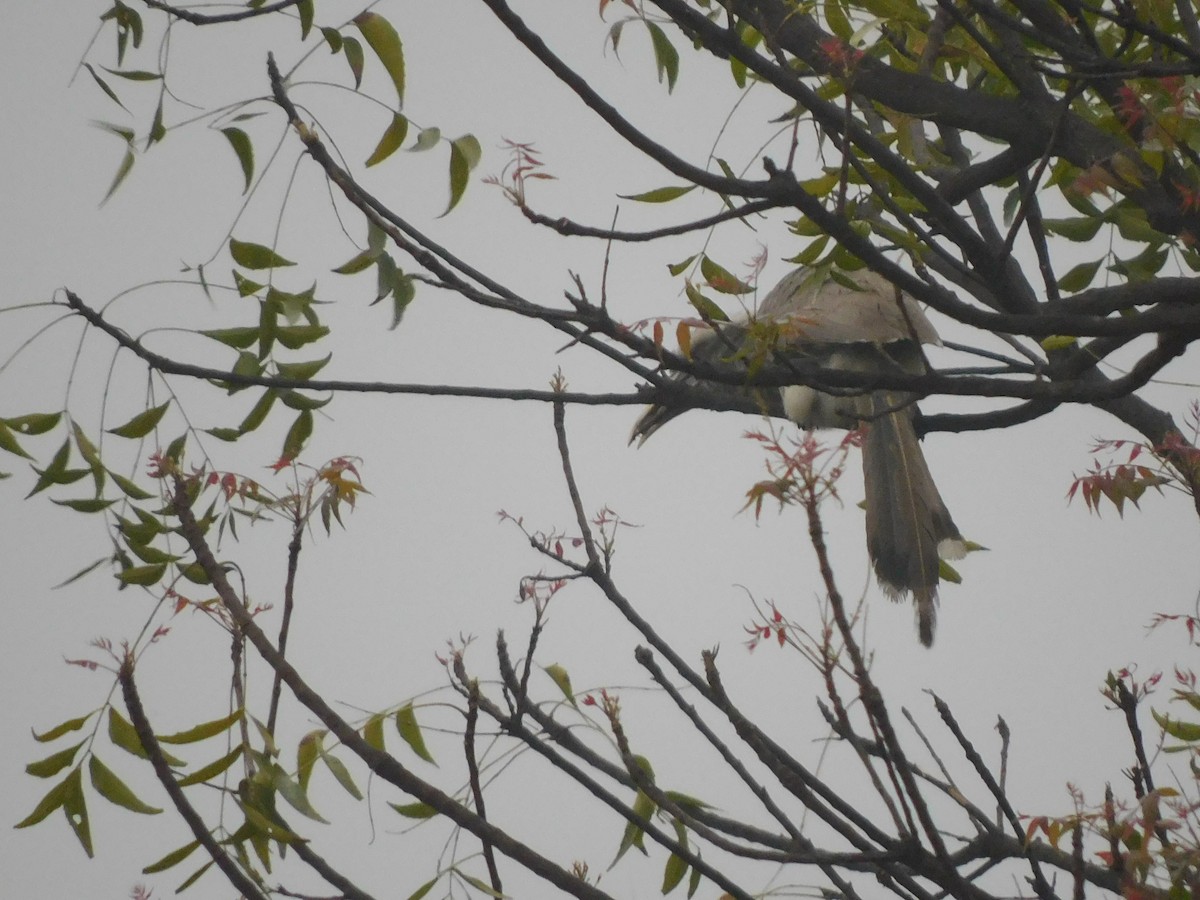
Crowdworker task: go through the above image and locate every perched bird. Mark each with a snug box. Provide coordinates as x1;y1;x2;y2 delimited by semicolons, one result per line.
631;266;965;646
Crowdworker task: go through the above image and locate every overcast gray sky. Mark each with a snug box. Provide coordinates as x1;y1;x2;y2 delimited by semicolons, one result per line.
4;3;1200;898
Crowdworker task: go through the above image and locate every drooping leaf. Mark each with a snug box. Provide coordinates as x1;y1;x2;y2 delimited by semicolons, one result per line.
342;35;365;88
108;401;170;439
276;355;331;381
296;0;314;39
443;134;482;214
4;412;61;435
321;27;343;53
281;410;314;462
363;713;386;751
1057;258;1103;293
52;497;116;513
365;113;409;167
233;270;265;297
89;755;162;814
25;741;85;778
102;147;135;205
662;852;689;894
410;126;441;152
320;751;363;800
0;422;32;459
1154;709;1200;743
646;21;679;91
221;128;255;193
61;766;93;857
201;327;260;350
395;704;435;764
684;283;730;322
108;708;185;766
667;254;698;276
405;876;439;900
274;325;330;349
14;770;74;829
354;12;405;104
268;763;328;823
389;801;437;819
33;712;96;744
229;238;294;270
296;730;323;792
543;663;576;706
108;470;154;500
83;63;127;110
118;562;167;586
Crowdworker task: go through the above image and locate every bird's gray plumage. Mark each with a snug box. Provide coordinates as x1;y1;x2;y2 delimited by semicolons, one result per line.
631;266;964;646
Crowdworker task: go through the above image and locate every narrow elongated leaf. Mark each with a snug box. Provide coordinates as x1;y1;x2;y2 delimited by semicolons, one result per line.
201;327;259;349
342;35;364;87
0;423;33;459
101;147;135;204
281;410;313;462
52;497;115;513
389;801;437;819
157;708;243;744
684;283;730;322
142;839;200;874
620;184;695;203
221;128;254;193
108;470;154;500
83;63;127;110
297;0;314;39
354;12;405;104
276;356;330;381
646;21;679;91
1154;709;1200;742
395;704;435;763
274;325;330;349
1057;258;1103;293
229;238;294;270
61;767;94;857
101;67;161;81
405;876;438;900
89;755;162;814
269;764;328;822
175;859;214;892
365;113;409;167
108;708;185;766
108;402;170;439
15;769;75;829
320;751;362;799
33;712;96;743
176;745;242;787
700;255;752;294
443;134;482;215
26;741;85;778
296;730;323;792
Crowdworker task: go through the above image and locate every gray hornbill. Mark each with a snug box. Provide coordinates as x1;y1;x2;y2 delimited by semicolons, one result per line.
631;266;965;646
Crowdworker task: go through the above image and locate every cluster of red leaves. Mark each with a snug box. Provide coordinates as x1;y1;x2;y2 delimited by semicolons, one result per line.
484;138;556;207
1067;440;1170;516
744;602;788;651
742;427;859;519
819;36;865;76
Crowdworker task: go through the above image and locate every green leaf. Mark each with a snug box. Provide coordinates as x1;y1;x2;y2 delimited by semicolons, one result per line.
320;751;362;800
354;12;406;104
0;422;32;459
175;859;214;893
268;763;328;823
296;730;323;792
362;714;386;751
700;255;753;294
662;852;688;894
620;184;695;203
276;355;331;381
684;283;730;322
1056;258;1103;293
1154;709;1200;742
176;745;243;787
237;389;277;435
409;126;441;152
543;664;576;706
667;254;698;277
109;470;154;500
101;67;161;81
201;327;260;350
142;839;200;874
33;712;96;743
275;325;330;350
51;497;116;513
221;128;255;194
321;27;343;53
118;562;167;586
443;134;482;215
1042;216;1103;242
229;238;294;270
1040;335;1078;351
297;0;314;39
89;755;162;814
157;708;244;744
83;63;127;110
26;741;85;778
108;708;185;766
279;390;332;411
365;113;409;167
233;270;265;297
281;410;313;461
4;412;61;435
646;21;679;91
395;704;435;764
15;768;75;830
405;876;438;900
332;249;379;275
108;401;170;439
389;801;437;819
342;35;365;88
61;766;94;857
102;147;135;205
147;94;165;146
